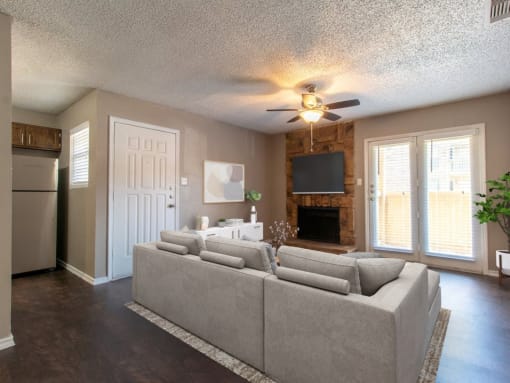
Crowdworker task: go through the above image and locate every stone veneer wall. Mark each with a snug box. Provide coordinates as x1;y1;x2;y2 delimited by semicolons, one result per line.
286;122;355;246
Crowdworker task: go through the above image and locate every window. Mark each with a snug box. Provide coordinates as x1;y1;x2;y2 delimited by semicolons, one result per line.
367;125;486;272
70;122;89;188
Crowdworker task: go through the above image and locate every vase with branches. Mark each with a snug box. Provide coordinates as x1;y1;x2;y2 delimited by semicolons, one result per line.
269;220;299;250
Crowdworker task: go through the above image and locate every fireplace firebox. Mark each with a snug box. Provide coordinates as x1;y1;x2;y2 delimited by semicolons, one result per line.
297;206;340;244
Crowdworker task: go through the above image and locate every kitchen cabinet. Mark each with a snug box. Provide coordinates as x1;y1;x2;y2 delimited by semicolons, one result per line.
12;122;62;152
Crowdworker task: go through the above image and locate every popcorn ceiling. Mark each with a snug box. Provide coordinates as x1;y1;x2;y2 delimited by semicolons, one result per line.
0;0;509;133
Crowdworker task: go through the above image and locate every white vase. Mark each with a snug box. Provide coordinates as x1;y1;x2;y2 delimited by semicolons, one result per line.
250;205;257;224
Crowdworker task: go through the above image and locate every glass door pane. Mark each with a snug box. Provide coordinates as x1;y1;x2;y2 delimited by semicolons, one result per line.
369;140;415;252
423;136;474;258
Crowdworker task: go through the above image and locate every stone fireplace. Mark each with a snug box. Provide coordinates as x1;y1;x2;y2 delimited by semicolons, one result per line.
286;122;355;247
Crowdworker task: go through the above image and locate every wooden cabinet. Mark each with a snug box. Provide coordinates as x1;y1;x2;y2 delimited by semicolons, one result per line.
12;123;62;152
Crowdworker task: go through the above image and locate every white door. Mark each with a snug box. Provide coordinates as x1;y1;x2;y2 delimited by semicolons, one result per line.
110;118;179;279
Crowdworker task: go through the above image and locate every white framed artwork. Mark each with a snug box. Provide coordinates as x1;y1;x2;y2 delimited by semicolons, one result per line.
203;161;245;203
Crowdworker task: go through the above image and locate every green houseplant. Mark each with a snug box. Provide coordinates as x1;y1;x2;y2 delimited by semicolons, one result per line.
475;172;510;284
474;172;510;251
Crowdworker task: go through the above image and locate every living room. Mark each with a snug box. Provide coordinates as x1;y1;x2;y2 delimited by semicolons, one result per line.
1;2;510;382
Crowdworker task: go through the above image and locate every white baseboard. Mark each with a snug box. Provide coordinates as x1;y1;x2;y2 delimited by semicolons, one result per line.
57;259;110;286
0;333;15;351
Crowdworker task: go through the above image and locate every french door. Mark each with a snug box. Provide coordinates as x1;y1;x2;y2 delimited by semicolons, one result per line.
367;125;486;273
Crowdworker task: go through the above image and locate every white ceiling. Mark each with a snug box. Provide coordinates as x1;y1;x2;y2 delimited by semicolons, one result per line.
1;0;509;133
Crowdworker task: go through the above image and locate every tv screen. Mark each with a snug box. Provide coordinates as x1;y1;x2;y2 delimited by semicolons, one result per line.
292;152;345;194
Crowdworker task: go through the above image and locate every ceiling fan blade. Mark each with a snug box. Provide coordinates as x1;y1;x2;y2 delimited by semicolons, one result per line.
266;108;299;112
322;112;342;121
287;115;301;123
325;99;360;110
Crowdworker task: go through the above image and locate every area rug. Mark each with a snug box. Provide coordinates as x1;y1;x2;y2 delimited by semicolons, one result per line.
126;302;451;383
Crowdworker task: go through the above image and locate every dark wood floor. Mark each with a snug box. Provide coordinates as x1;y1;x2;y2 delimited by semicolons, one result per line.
436;270;510;383
0;269;246;383
0;268;509;383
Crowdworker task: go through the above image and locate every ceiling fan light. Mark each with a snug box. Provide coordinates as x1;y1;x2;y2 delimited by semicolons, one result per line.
302;93;317;108
300;109;323;123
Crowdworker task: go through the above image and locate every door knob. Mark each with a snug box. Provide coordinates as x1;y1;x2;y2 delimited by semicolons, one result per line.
168;204;175;208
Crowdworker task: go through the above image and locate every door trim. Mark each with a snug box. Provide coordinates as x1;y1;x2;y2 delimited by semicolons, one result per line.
363;123;488;275
107;116;180;281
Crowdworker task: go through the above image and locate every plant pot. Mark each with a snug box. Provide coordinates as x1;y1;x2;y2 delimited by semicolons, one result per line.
496;250;510;285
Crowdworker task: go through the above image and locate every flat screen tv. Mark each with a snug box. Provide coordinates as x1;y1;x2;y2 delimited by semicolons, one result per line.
292;152;344;194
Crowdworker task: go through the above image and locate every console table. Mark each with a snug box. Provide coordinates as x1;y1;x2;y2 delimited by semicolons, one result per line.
196;222;263;241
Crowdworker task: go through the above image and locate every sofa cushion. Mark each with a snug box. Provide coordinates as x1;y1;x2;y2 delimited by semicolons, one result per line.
357;258;405;296
155;241;188;255
160;231;205;256
276;267;350;295
205;236;273;273
277;246;361;294
241;234;277;273
200;250;245;269
263;244;278;273
343;251;382;259
427;270;440;309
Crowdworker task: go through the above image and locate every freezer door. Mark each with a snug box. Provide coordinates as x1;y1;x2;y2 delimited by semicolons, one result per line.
13;155;58;191
12;191;57;274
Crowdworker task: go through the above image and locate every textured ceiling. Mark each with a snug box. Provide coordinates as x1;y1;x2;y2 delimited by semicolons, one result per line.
1;0;509;133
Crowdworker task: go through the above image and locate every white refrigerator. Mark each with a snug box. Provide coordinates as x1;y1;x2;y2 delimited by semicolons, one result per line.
12;155;58;274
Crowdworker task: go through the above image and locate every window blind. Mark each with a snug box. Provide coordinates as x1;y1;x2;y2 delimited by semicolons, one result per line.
423;135;476;258
70;126;89;187
370;140;416;252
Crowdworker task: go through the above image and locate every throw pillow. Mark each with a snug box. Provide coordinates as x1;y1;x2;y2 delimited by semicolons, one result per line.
241;234;277;273
278;246;361;294
357;258;405;296
200;250;245;269
205;236;273;273
155;241;188;255
160;231;205;256
276;267;350;295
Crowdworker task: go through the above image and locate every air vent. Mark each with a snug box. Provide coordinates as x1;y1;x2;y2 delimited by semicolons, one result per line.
491;0;510;22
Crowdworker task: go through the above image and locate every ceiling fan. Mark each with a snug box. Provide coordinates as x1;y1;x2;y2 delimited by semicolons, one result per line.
266;84;360;124
267;84;360;151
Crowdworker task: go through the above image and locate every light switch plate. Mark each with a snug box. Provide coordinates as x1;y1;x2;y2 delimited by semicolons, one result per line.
356;178;363;186
181;177;188;186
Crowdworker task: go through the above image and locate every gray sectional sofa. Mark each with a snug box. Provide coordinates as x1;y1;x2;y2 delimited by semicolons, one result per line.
133;232;441;383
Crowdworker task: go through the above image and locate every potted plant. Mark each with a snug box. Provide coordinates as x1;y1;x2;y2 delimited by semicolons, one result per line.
245;190;262;224
474;171;510;284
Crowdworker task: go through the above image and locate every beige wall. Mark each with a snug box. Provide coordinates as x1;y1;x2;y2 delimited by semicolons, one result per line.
354;91;510;271
12;106;57;128
58;90;271;278
57;90;98;277
0;12;12;342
